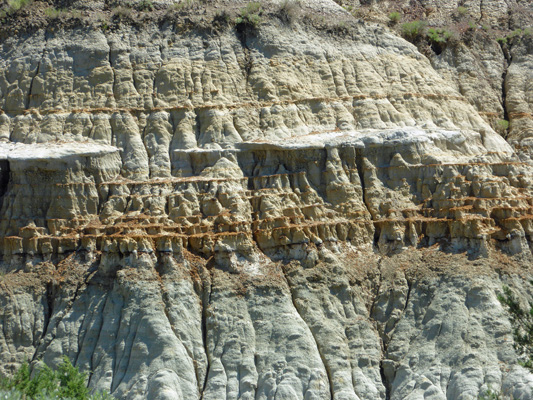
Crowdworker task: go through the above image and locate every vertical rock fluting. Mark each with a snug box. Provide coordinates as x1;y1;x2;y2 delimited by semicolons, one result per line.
0;1;533;398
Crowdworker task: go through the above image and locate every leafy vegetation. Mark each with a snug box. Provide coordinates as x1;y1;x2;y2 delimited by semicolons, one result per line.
456;6;469;17
427;27;452;43
401;20;427;39
496;119;510;135
6;0;32;13
0;357;113;400
43;7;82;20
475;284;533;399
235;2;263;28
497;28;533;44
388;11;401;24
498;285;533;371
477;388;503;400
44;7;65;19
278;0;301;24
343;4;353;13
0;0;32;19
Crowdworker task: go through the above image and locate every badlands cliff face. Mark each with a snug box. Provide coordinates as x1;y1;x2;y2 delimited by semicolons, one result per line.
1;0;533;399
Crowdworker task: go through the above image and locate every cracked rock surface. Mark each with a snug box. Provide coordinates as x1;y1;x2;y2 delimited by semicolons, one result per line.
1;0;533;399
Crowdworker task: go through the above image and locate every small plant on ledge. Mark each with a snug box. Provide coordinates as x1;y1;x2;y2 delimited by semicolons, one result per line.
427;27;452;43
401;20;427;40
235;2;263;29
388;11;401;24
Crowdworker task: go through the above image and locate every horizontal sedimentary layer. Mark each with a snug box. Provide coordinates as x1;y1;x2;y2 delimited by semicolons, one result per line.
0;3;533;399
0;127;530;263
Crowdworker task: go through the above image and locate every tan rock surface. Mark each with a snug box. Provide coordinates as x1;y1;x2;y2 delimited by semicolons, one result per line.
0;0;532;399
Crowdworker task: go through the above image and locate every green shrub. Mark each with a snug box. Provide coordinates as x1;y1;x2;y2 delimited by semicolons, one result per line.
498;285;533;371
6;0;32;14
496;36;507;44
496;119;509;134
235;2;263;28
0;390;24;399
56;358;89;399
68;10;83;19
3;360;58;397
401;20;426;39
44;7;65;19
278;0;301;24
496;28;533;46
477;388;502;400
0;389;115;400
427;27;452;43
388;11;401;24
0;357;113;400
242;1;261;15
212;8;231;27
457;6;468;16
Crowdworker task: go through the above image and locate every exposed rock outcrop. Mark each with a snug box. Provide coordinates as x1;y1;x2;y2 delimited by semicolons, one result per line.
1;1;533;399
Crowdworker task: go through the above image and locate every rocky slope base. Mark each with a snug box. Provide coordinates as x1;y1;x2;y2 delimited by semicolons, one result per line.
1;0;533;399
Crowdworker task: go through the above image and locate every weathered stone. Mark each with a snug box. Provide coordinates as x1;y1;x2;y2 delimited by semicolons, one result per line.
0;1;532;399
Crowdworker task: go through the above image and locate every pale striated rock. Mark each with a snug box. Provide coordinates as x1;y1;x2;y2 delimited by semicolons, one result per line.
0;0;532;399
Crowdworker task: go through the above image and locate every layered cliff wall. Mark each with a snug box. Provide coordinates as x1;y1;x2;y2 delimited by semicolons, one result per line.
1;1;533;399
